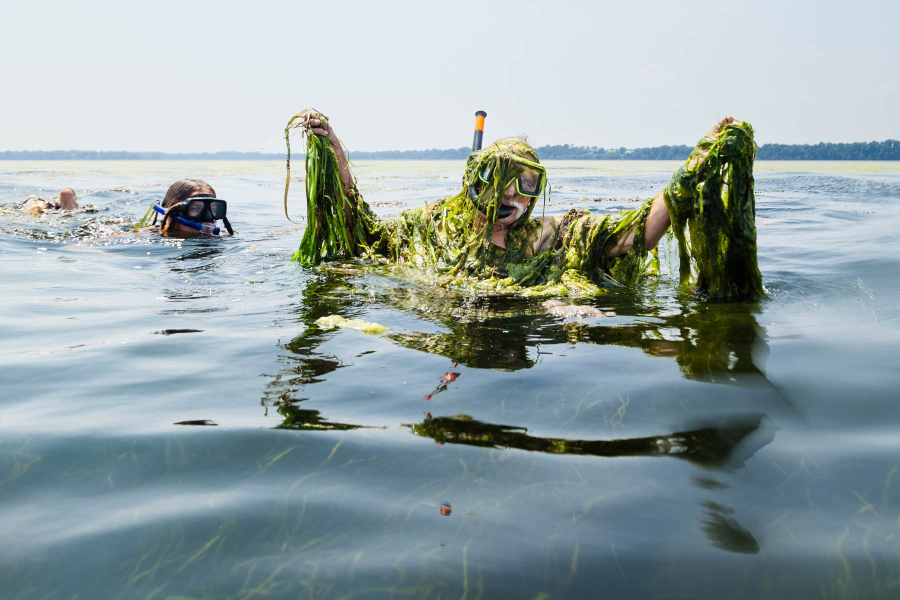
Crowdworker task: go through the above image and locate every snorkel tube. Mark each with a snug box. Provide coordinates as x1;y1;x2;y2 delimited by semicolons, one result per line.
152;204;220;235
472;110;487;152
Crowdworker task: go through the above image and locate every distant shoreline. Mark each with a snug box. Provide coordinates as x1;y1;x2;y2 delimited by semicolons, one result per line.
1;140;898;161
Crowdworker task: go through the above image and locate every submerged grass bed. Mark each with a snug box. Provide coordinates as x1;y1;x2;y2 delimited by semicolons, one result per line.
284;111;762;301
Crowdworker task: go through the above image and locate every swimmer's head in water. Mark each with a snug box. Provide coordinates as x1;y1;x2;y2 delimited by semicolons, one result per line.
57;188;78;210
464;138;546;226
162;179;216;210
22;189;79;214
158;179;232;237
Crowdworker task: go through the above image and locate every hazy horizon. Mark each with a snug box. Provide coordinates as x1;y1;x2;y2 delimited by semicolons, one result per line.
2;138;897;156
3;0;897;153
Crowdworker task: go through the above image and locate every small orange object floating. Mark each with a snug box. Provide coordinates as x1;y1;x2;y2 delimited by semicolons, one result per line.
440;372;460;383
440;501;452;516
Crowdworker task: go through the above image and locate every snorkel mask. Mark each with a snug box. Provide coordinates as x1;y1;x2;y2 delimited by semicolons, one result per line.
465;139;547;224
135;194;234;236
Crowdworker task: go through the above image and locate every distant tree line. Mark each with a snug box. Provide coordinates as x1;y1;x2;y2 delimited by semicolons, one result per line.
530;144;696;160
347;148;473;160
2;140;898;161
0;150;281;160
755;140;900;160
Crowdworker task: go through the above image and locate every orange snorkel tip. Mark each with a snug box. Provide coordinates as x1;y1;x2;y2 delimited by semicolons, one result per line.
472;110;487;152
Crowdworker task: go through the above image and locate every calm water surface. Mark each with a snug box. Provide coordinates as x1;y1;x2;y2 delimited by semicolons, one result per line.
2;160;899;599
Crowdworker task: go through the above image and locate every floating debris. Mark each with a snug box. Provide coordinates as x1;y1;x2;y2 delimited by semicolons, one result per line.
266;225;305;236
174;420;218;426
154;329;204;335
315;315;389;333
541;299;615;318
440;501;452;516
423;371;461;400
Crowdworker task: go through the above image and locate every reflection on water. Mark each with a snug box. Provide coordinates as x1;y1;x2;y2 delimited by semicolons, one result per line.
700;500;760;554
273;399;369;431
166;245;228;274
277;266;771;383
3;161;900;598
268;267;779;489
404;412;772;470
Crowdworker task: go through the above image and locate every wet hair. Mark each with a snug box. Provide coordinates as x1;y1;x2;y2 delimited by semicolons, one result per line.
162;179;216;210
57;188;78;210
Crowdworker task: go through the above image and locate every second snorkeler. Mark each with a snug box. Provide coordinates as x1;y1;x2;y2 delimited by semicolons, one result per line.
137;179;234;237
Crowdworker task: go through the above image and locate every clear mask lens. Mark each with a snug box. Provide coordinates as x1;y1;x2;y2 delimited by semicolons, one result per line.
182;197;227;221
477;161;544;197
516;169;543;197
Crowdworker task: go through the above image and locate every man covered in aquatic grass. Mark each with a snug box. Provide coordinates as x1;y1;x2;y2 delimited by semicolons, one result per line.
286;111;762;300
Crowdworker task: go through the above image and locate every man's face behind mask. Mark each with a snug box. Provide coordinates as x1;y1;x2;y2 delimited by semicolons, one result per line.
465;139;545;225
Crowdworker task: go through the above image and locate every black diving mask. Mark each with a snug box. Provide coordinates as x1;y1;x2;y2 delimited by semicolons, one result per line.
173;195;227;222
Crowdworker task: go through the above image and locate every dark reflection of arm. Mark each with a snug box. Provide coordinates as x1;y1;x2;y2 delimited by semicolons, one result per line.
157;246;230;301
700;500;760;554
404;413;772;471
274;400;369;431
557;302;769;384
166;245;227;274
261;274;371;424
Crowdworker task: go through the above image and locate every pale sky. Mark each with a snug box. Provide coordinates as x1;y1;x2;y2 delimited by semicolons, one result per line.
2;0;897;152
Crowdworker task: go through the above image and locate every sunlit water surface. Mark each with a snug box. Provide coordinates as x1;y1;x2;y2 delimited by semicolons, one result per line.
2;160;900;599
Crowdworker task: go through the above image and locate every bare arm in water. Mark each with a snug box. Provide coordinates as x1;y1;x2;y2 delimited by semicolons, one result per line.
605;117;735;257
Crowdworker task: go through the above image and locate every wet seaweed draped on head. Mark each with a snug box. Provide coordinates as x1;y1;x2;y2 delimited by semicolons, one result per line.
462;137;543;225
283;109;763;300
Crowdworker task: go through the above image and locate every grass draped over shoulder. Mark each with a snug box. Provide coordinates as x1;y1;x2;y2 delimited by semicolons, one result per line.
283;110;762;301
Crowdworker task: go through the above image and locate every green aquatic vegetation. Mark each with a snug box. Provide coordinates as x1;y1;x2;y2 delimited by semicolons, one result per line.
315;314;389;333
134;201;156;230
285;111;761;300
663;121;763;300
0;442;41;488
284;110;359;265
354;138;567;288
